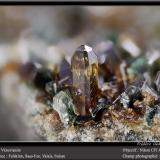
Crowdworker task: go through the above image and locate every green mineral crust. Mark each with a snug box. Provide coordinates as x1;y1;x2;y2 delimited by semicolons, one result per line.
52;91;77;125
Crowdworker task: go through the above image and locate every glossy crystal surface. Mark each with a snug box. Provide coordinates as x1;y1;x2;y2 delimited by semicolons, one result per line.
71;45;99;116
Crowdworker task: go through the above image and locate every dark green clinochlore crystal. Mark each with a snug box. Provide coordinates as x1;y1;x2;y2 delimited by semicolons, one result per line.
146;107;158;126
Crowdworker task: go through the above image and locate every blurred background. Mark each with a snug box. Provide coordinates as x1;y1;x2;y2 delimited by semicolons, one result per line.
0;6;160;141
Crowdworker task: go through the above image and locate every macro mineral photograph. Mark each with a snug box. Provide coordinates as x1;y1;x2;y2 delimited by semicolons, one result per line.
0;6;160;142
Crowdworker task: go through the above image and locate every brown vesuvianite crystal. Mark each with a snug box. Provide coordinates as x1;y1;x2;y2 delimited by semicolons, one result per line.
71;45;99;116
95;41;126;91
95;41;122;81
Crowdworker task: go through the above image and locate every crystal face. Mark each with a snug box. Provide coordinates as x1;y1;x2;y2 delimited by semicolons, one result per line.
96;41;121;73
52;91;76;125
155;71;160;93
95;41;122;82
71;45;99;116
59;58;72;86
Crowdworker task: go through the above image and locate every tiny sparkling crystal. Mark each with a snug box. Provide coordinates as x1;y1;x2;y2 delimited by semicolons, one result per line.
45;81;57;95
71;45;99;116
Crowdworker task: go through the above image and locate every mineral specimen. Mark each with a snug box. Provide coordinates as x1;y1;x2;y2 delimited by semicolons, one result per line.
45;81;57;95
91;98;109;122
149;58;160;78
119;92;130;109
59;58;72;86
52;91;77;125
155;71;160;93
114;85;142;108
95;41;122;82
146;107;158;126
33;68;53;90
71;45;99;116
3;42;160;142
2;7;160;143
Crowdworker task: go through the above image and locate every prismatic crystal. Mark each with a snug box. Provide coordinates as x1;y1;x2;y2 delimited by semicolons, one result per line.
71;45;99;116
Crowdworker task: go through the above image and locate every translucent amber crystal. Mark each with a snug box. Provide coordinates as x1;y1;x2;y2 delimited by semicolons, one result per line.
71;45;99;116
